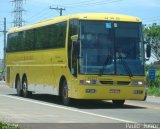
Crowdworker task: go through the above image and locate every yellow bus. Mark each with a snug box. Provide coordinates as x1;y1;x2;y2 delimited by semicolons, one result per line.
6;13;150;105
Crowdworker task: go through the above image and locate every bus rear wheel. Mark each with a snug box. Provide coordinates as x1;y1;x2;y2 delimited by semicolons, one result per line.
62;80;70;106
112;100;125;106
16;77;22;96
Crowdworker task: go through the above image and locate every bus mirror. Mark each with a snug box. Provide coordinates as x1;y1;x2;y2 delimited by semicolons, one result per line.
71;35;78;42
146;44;151;58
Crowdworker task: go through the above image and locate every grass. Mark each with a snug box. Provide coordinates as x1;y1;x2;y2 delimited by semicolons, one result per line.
0;122;19;129
148;86;160;96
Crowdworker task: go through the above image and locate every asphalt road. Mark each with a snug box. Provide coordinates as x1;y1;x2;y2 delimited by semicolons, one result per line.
0;81;160;129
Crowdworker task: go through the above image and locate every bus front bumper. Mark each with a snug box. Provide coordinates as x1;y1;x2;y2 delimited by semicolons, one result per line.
70;85;146;100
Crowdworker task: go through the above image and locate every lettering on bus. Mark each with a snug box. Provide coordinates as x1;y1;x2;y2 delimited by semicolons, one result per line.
24;56;33;60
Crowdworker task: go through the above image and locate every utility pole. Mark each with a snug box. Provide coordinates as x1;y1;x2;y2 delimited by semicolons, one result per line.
50;6;65;16
11;0;26;27
0;18;7;75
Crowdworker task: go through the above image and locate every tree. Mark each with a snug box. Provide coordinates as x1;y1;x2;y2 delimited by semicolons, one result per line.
144;23;160;61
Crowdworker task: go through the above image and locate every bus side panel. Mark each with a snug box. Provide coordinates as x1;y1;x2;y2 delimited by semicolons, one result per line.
6;49;69;95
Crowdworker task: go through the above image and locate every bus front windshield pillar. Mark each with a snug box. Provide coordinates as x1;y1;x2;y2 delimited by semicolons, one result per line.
71;36;80;77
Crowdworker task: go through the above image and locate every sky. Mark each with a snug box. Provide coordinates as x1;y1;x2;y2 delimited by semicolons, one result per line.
0;0;160;63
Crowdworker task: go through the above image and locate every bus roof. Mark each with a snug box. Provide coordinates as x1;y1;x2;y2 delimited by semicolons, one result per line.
8;13;141;34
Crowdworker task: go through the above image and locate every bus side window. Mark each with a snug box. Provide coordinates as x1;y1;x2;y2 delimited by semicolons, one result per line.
7;33;18;52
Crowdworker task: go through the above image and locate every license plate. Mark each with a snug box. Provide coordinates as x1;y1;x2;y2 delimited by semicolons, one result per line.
109;89;120;93
86;89;96;93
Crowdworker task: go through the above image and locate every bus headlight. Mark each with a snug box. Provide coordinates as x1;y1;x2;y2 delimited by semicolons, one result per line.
79;80;99;85
131;80;144;86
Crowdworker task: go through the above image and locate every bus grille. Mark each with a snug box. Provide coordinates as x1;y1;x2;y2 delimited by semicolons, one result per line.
117;81;130;85
100;81;130;85
100;81;113;85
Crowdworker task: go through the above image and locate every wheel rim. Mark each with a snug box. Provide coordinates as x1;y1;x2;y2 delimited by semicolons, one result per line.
16;78;21;95
63;84;68;100
22;79;28;97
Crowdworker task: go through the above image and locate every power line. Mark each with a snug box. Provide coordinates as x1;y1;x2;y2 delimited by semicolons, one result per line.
62;0;123;8
65;0;107;7
140;15;160;24
25;0;123;24
25;8;52;24
48;0;123;17
26;0;123;23
37;10;56;20
144;18;160;23
84;0;123;7
59;0;104;7
29;10;54;23
49;6;65;16
25;7;49;21
142;15;160;20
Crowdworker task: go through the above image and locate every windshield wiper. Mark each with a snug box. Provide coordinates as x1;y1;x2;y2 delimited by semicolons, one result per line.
99;55;112;76
120;58;133;77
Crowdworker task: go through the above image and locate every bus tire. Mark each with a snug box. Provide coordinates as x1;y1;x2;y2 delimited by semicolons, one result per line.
143;92;147;101
16;76;23;96
22;76;29;98
112;100;125;105
62;79;70;106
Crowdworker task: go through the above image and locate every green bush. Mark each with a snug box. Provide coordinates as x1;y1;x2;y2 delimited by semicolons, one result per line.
148;86;160;96
0;68;3;73
0;122;19;129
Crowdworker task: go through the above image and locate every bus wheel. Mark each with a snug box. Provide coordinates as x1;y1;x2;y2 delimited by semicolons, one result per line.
112;100;125;105
16;76;22;96
62;80;70;105
143;92;147;101
22;77;29;98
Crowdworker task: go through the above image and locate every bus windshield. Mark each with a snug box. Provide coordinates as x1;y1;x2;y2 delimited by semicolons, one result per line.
79;20;144;76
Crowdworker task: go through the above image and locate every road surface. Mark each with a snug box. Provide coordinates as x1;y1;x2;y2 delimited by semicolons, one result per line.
0;81;160;129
